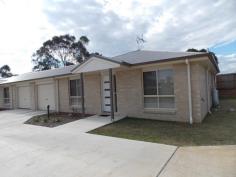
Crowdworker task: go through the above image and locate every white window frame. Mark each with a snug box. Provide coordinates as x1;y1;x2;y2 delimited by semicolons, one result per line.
69;79;81;107
3;87;10;105
142;67;175;110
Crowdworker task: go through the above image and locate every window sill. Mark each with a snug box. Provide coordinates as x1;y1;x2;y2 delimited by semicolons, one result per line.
143;108;176;114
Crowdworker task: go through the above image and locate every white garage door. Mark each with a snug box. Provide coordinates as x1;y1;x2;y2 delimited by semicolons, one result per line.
38;84;56;110
18;86;31;109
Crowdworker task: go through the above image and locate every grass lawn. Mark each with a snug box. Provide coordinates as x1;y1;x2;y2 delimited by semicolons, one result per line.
90;99;236;146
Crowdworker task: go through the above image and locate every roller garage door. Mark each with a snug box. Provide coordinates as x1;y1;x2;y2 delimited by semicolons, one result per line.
37;84;56;110
18;86;31;109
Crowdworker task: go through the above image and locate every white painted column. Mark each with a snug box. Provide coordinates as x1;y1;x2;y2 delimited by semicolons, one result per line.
54;79;59;112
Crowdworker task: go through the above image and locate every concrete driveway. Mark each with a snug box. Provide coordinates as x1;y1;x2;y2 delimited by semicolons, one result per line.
0;110;176;177
159;145;236;177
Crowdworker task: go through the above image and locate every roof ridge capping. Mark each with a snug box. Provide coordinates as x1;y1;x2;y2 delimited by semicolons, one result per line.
112;49;206;58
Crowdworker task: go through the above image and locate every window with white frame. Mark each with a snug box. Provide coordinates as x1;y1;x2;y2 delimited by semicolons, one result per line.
69;79;81;106
3;87;10;104
143;69;175;109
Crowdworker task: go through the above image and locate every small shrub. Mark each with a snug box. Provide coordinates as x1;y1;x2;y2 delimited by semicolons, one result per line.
33;117;40;122
53;118;61;123
43;118;48;123
56;118;61;122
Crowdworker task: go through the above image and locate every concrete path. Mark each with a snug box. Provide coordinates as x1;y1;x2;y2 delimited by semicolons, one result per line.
0;110;176;177
159;145;236;177
55;114;124;132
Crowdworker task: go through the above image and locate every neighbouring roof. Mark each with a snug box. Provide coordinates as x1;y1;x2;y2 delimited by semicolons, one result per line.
217;72;236;76
0;65;76;84
0;50;218;85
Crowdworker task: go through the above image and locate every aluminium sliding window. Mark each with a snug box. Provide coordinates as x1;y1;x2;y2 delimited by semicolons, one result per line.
3;87;10;104
70;79;81;97
69;79;81;106
143;69;175;109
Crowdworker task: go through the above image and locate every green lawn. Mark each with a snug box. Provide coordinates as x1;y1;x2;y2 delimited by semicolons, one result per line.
90;99;236;146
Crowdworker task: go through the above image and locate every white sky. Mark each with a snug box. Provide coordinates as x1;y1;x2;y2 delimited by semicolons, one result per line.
0;0;59;74
0;0;236;74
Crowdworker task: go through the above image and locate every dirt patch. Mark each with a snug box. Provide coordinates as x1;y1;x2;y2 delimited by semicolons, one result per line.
24;112;92;128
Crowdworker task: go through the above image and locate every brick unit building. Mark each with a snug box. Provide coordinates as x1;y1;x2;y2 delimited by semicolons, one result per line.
0;50;219;123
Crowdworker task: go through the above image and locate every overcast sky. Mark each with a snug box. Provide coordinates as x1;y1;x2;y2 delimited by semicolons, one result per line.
0;0;235;74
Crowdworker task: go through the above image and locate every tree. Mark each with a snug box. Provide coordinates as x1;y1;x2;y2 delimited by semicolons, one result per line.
0;65;13;78
187;48;207;52
186;48;218;64
91;52;102;56
32;34;90;71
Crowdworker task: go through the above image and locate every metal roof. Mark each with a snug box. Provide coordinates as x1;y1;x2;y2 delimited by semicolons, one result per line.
0;79;7;84
0;50;217;85
0;65;76;84
111;50;204;65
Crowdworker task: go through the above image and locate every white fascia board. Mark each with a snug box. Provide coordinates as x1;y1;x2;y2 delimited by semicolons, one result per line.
72;57;120;73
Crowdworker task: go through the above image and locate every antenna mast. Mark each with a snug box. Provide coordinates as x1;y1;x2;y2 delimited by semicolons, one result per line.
136;34;146;50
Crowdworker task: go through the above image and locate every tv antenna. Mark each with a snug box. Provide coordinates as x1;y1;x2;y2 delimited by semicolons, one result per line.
136;34;146;50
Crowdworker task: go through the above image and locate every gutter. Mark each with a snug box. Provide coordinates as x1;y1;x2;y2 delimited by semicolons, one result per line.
186;59;193;124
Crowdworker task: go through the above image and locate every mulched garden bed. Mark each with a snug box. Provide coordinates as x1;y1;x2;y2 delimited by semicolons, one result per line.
0;108;10;111
24;112;92;128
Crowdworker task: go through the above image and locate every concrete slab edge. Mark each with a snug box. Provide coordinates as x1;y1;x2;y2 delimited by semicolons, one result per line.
156;146;179;177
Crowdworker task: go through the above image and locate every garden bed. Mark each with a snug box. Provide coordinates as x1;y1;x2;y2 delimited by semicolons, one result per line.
25;112;92;127
0;108;9;111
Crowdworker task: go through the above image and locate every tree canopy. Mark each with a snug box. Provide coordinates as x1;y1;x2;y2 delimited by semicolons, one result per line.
186;48;218;64
0;65;13;78
186;48;208;53
32;34;90;71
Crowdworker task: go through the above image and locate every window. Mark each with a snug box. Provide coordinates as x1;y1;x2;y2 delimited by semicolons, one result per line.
143;69;175;109
70;79;81;96
69;79;81;106
3;87;10;104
